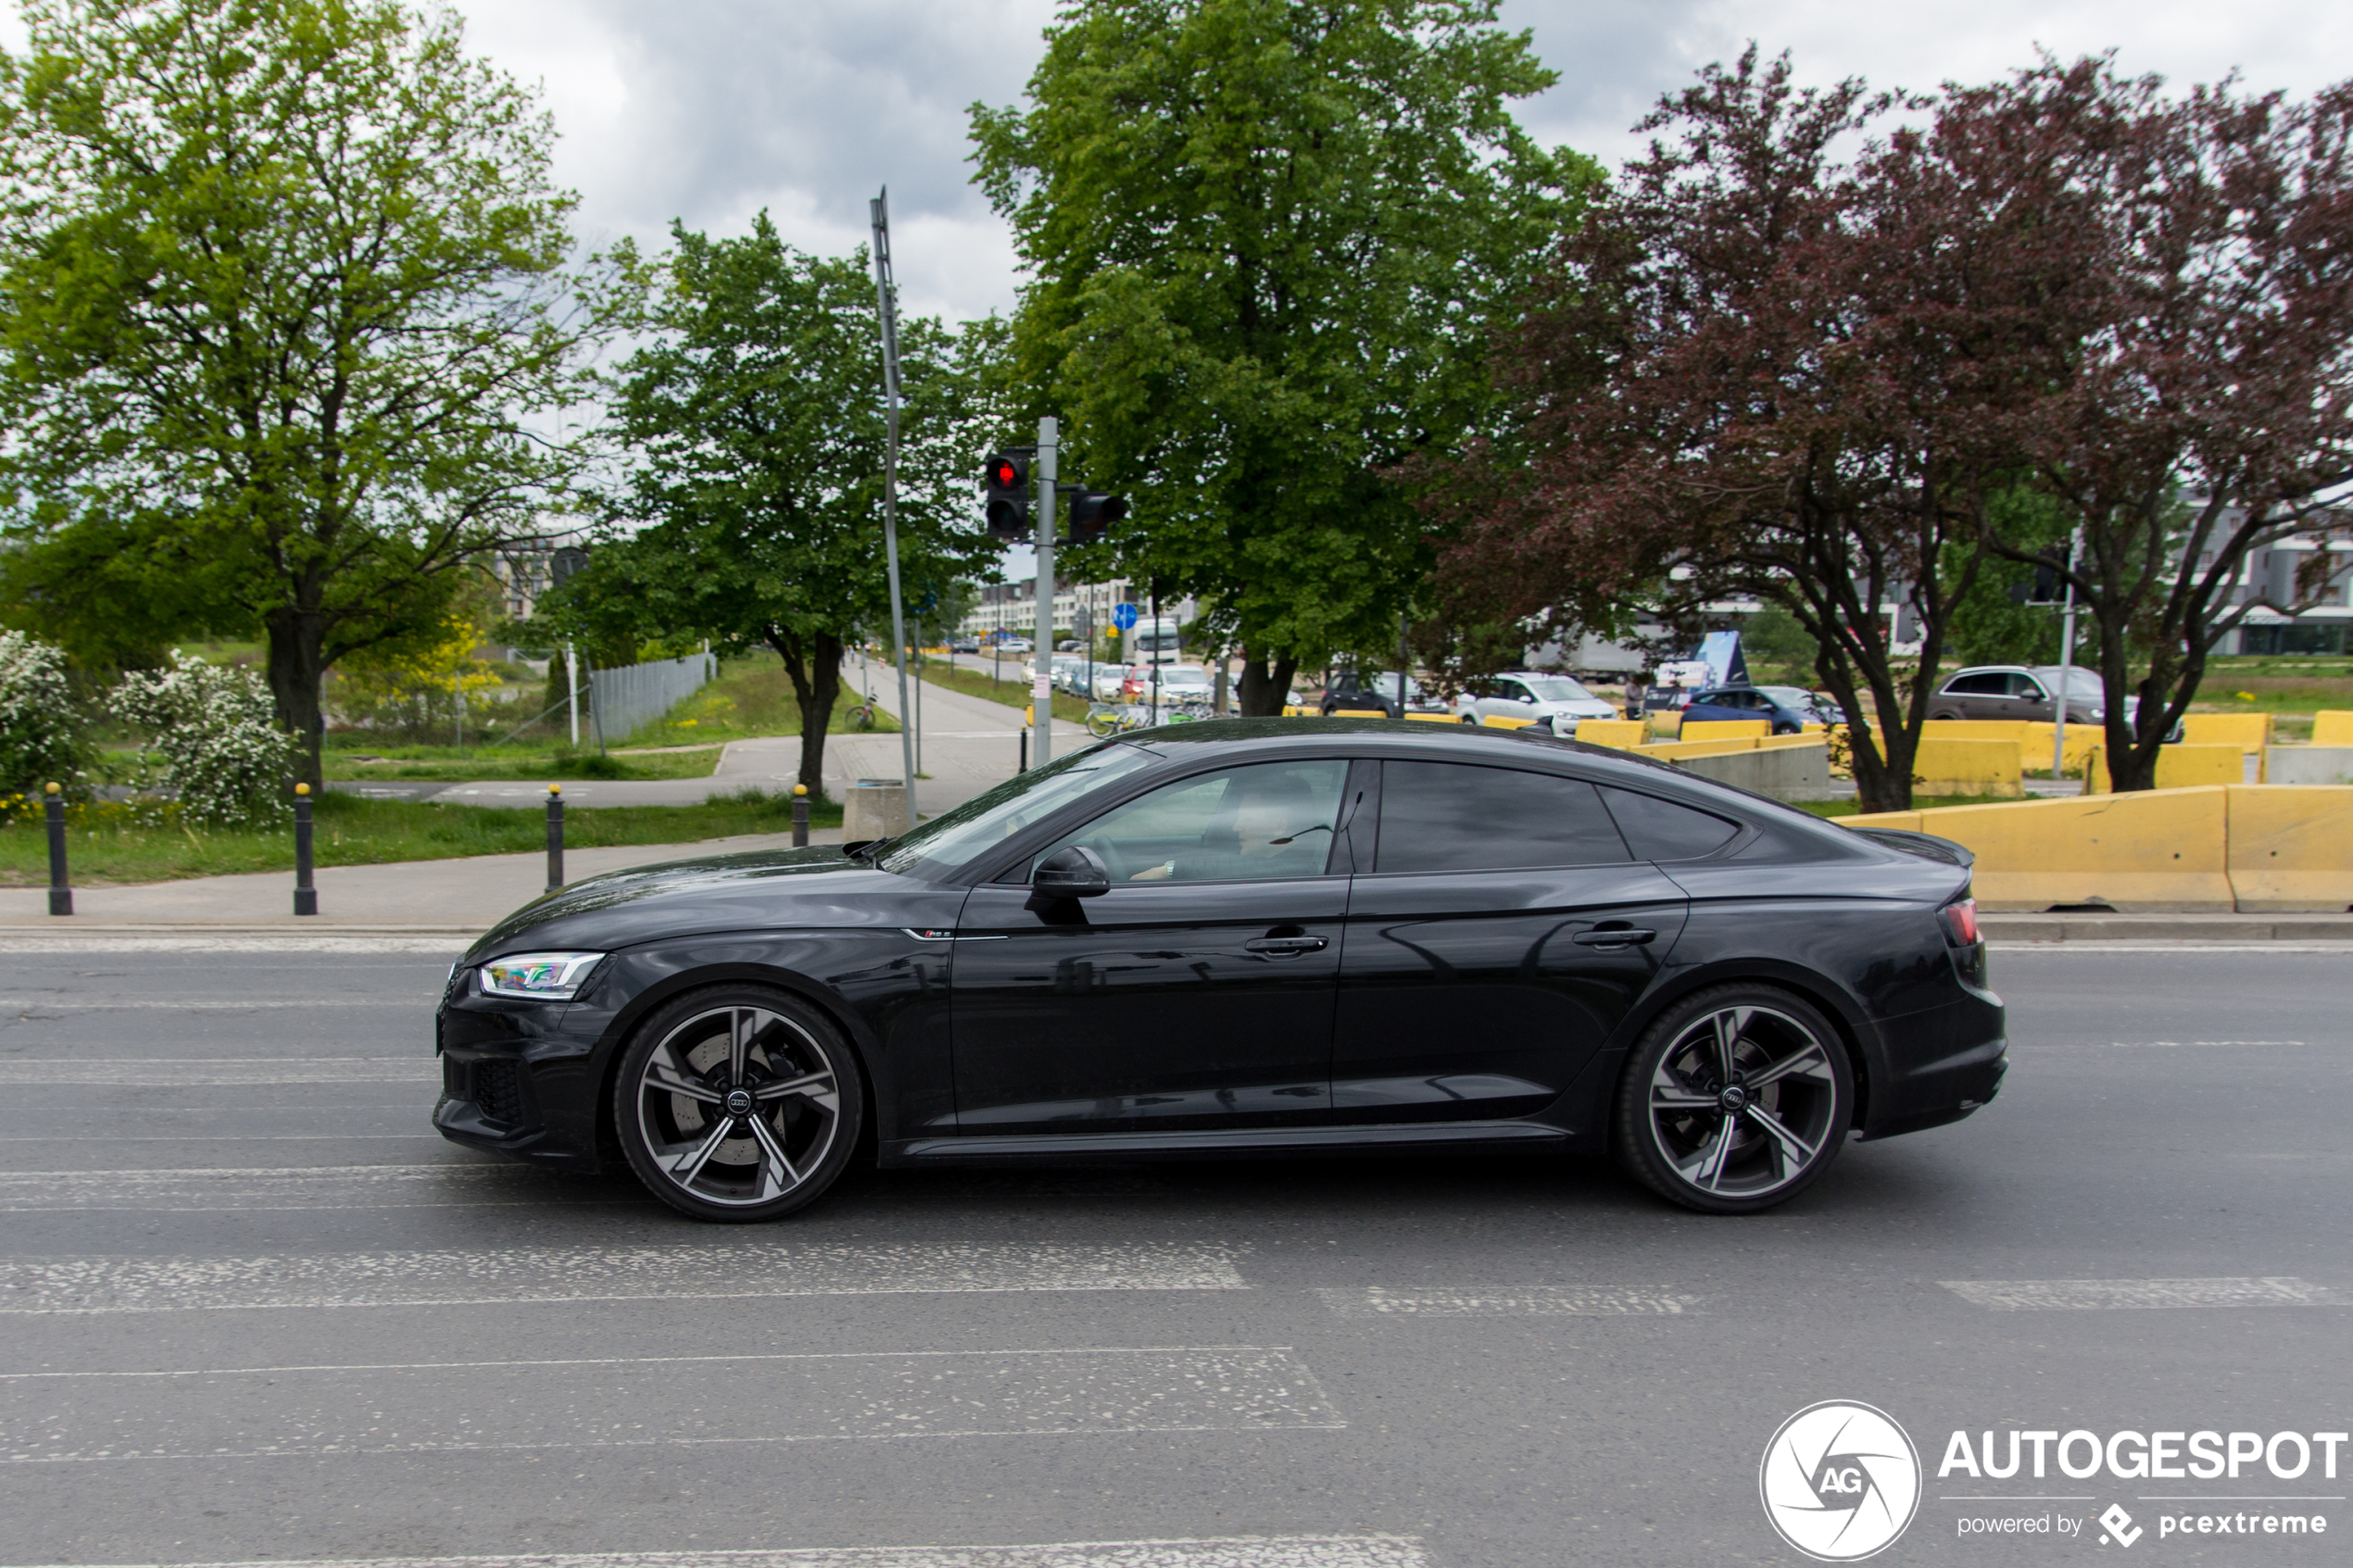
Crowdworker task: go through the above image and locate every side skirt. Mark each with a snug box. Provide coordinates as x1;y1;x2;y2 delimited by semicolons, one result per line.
885;1119;1571;1167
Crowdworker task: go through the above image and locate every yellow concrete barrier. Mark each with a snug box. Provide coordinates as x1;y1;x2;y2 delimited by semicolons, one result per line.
2084;744;2244;793
2182;712;2270;754
1843;788;2234;909
1680;720;1770;742
1913;737;2024;798
2226;785;2353;910
1570;719;1647;749
2021;722;2105;774
2314;710;2353;747
1840;782;2353;909
1922;719;2101;774
1481;714;1538;730
1281;705;1314;717
1756;732;1819;751
1637;737;1760;760
1649;710;1683;739
1333;709;1390;719
1403;711;1457;723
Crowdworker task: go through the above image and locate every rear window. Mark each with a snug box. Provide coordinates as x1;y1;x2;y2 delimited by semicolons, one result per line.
1375;762;1630;872
1600;787;1741;861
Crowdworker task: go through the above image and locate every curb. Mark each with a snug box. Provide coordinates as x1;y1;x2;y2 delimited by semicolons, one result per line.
1981;913;2353;943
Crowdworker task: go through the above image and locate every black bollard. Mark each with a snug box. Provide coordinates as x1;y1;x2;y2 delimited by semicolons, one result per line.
44;782;70;917
546;784;564;891
293;783;318;916
791;783;810;847
1019;727;1028;773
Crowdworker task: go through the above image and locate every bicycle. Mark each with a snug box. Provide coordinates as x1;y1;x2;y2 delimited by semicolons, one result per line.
1086;701;1150;738
845;699;879;732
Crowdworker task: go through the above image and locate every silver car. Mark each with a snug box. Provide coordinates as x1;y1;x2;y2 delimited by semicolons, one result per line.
1452;671;1621;736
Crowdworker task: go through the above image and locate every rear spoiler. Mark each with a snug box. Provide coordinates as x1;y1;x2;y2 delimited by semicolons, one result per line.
1848;826;1975;870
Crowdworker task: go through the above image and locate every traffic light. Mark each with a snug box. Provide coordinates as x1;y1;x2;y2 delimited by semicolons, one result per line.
1064;489;1128;545
982;452;1031;539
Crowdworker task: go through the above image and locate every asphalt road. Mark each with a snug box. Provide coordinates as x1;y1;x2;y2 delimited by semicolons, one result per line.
0;942;2346;1568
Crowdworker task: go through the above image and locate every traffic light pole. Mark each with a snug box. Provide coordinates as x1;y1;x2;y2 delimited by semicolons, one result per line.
1033;416;1059;768
871;189;918;823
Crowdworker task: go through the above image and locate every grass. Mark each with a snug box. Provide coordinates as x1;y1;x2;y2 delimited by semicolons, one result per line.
910;658;1094;723
309;654;899;780
0;789;843;886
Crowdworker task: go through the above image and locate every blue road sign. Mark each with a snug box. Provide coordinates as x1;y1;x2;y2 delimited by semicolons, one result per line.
1113;602;1139;631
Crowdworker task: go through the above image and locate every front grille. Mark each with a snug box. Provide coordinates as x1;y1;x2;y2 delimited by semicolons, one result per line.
474;1060;525;1125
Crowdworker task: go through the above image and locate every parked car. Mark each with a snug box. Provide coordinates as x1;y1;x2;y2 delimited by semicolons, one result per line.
1319;669;1446;719
1141;664;1214;705
1928;664;2171;732
995;637;1033;656
437;719;2005;1220
1090;665;1135;703
1681;685;1825;734
1453;671;1621;737
948;637;980;655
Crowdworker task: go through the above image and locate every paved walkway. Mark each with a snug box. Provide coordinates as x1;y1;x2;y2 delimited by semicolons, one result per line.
0;830;847;933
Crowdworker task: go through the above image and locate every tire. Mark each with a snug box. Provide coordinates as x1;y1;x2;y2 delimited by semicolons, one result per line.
1612;984;1854;1214
614;985;864;1223
1460;714;1479;725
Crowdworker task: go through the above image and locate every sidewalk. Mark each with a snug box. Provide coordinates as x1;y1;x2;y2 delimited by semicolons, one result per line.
0;829;842;934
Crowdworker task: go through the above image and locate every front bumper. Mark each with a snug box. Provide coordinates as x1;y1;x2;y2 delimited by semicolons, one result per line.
434;990;610;1172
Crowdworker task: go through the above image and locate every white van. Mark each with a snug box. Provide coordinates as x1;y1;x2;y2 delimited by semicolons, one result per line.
1124;616;1183;665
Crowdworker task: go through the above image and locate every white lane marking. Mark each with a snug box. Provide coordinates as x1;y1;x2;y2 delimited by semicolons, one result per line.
2101;1040;2311;1048
0;1346;1340;1461
0;1540;1429;1568
0;936;470;954
1943;1277;2346;1311
0;997;418;1010
0;1059;435;1085
0;1164;619;1212
1317;1286;1698;1317
0;1242;1251;1312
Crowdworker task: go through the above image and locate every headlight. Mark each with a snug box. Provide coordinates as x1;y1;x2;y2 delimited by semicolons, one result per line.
476;951;605;1000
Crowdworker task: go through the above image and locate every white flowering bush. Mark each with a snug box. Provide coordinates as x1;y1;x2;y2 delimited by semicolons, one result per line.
0;631;86;798
113;651;297;827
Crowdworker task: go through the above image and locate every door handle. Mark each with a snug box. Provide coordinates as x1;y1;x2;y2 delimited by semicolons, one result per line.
1573;927;1656;947
1244;935;1328;956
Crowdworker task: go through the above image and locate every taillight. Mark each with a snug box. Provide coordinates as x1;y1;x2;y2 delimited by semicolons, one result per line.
1940;897;1981;947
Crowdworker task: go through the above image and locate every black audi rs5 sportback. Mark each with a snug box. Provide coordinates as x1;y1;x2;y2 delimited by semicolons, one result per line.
435;719;2006;1220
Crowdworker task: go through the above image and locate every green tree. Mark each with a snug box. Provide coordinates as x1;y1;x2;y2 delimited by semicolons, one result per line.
0;0;592;786
547;216;996;793
970;0;1597;713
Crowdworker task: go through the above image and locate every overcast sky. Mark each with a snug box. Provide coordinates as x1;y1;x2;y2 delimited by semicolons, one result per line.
6;1;2344;324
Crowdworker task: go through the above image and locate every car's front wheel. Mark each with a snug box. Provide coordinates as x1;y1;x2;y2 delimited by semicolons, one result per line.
615;985;863;1223
1613;985;1853;1214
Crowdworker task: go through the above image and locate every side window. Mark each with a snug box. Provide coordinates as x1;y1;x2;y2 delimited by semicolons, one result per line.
1600;787;1742;861
1498;680;1534;704
1943;672;2006;696
1374;762;1631;873
1034;760;1349;885
2007;673;2046;699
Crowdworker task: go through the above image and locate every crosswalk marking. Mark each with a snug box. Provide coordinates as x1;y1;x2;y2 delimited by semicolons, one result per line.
0;1542;1429;1568
0;1241;1251;1312
0;1058;436;1085
0;1163;609;1212
1942;1276;2345;1311
1317;1286;1697;1317
0;1347;1340;1461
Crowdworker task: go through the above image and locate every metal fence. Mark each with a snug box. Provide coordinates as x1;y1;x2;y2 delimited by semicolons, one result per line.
588;652;718;745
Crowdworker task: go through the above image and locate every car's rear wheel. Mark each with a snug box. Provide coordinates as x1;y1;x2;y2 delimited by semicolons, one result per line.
615;985;862;1223
1613;985;1853;1214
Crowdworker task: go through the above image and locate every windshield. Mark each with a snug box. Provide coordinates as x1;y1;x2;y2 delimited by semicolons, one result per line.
875;742;1156;877
1759;686;1814;709
2034;666;2105;697
1522;675;1596;703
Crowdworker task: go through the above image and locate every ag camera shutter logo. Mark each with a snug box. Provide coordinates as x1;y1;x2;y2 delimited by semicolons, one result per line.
1760;1399;1923;1561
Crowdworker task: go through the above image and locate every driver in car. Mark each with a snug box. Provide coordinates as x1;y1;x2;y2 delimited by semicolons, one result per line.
1129;771;1335;883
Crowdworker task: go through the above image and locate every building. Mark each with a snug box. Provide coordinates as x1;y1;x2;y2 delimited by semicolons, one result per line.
960;577;1199;646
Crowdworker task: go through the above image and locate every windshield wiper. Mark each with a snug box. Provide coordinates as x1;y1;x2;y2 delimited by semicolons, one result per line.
846;835;895;864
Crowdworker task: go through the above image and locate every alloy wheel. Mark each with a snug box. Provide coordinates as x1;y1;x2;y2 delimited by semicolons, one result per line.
1638;1000;1846;1206
630;1003;844;1212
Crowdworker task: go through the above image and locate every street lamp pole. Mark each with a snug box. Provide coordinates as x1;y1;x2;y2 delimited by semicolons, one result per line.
1033;416;1059;768
870;188;918;823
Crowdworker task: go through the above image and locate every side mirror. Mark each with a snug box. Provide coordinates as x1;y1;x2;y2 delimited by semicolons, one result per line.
1032;845;1112;898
